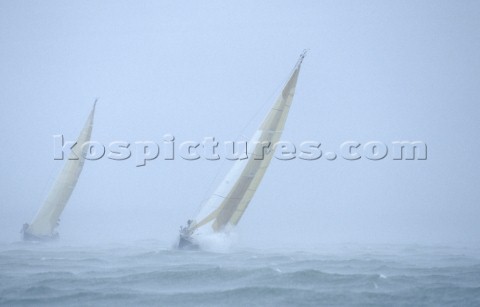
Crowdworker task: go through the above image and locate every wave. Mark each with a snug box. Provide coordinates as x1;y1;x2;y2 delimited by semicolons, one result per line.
1;243;480;306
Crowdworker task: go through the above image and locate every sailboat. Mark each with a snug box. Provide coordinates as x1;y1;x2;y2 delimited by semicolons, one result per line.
178;51;306;249
21;102;96;241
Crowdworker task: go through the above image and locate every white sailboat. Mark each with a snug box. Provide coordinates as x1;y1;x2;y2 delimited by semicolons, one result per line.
22;102;96;241
178;52;306;249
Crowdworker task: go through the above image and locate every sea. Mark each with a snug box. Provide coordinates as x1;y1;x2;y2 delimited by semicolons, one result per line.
0;241;479;306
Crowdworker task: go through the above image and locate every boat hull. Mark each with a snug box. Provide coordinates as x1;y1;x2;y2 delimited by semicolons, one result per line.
177;235;199;250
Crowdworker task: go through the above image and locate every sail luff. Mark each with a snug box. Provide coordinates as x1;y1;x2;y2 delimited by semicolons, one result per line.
27;104;96;236
193;55;304;233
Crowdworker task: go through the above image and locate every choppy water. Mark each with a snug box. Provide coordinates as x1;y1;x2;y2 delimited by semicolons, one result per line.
0;241;479;306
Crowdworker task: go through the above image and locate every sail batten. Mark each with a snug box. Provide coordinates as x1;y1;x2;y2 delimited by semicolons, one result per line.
26;104;96;237
190;53;305;236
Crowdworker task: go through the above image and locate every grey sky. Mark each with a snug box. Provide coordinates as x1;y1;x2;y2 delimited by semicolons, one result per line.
1;1;479;247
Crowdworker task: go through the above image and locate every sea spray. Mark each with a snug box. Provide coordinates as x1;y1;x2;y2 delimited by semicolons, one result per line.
196;232;239;252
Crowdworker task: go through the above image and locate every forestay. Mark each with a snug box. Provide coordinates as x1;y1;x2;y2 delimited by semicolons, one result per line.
191;52;306;234
27;103;96;236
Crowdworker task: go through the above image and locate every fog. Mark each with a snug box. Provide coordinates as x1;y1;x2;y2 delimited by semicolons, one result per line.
1;1;479;249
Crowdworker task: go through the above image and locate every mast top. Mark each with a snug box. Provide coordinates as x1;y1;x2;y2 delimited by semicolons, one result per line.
92;98;98;111
296;49;308;67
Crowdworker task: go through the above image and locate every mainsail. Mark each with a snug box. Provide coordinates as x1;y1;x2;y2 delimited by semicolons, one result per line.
25;102;96;238
185;52;306;239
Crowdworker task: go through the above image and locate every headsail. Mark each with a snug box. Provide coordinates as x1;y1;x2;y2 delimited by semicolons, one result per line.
26;102;96;237
190;52;306;235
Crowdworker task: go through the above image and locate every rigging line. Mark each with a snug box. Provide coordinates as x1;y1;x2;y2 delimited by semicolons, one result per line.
35;99;97;218
233;49;307;142
194;159;230;215
192;51;307;218
192;67;284;216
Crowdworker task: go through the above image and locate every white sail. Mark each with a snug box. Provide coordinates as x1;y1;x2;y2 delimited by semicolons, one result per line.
191;52;305;235
27;103;96;237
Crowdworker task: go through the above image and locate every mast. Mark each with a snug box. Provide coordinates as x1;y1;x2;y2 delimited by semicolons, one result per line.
26;102;96;237
191;51;306;234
